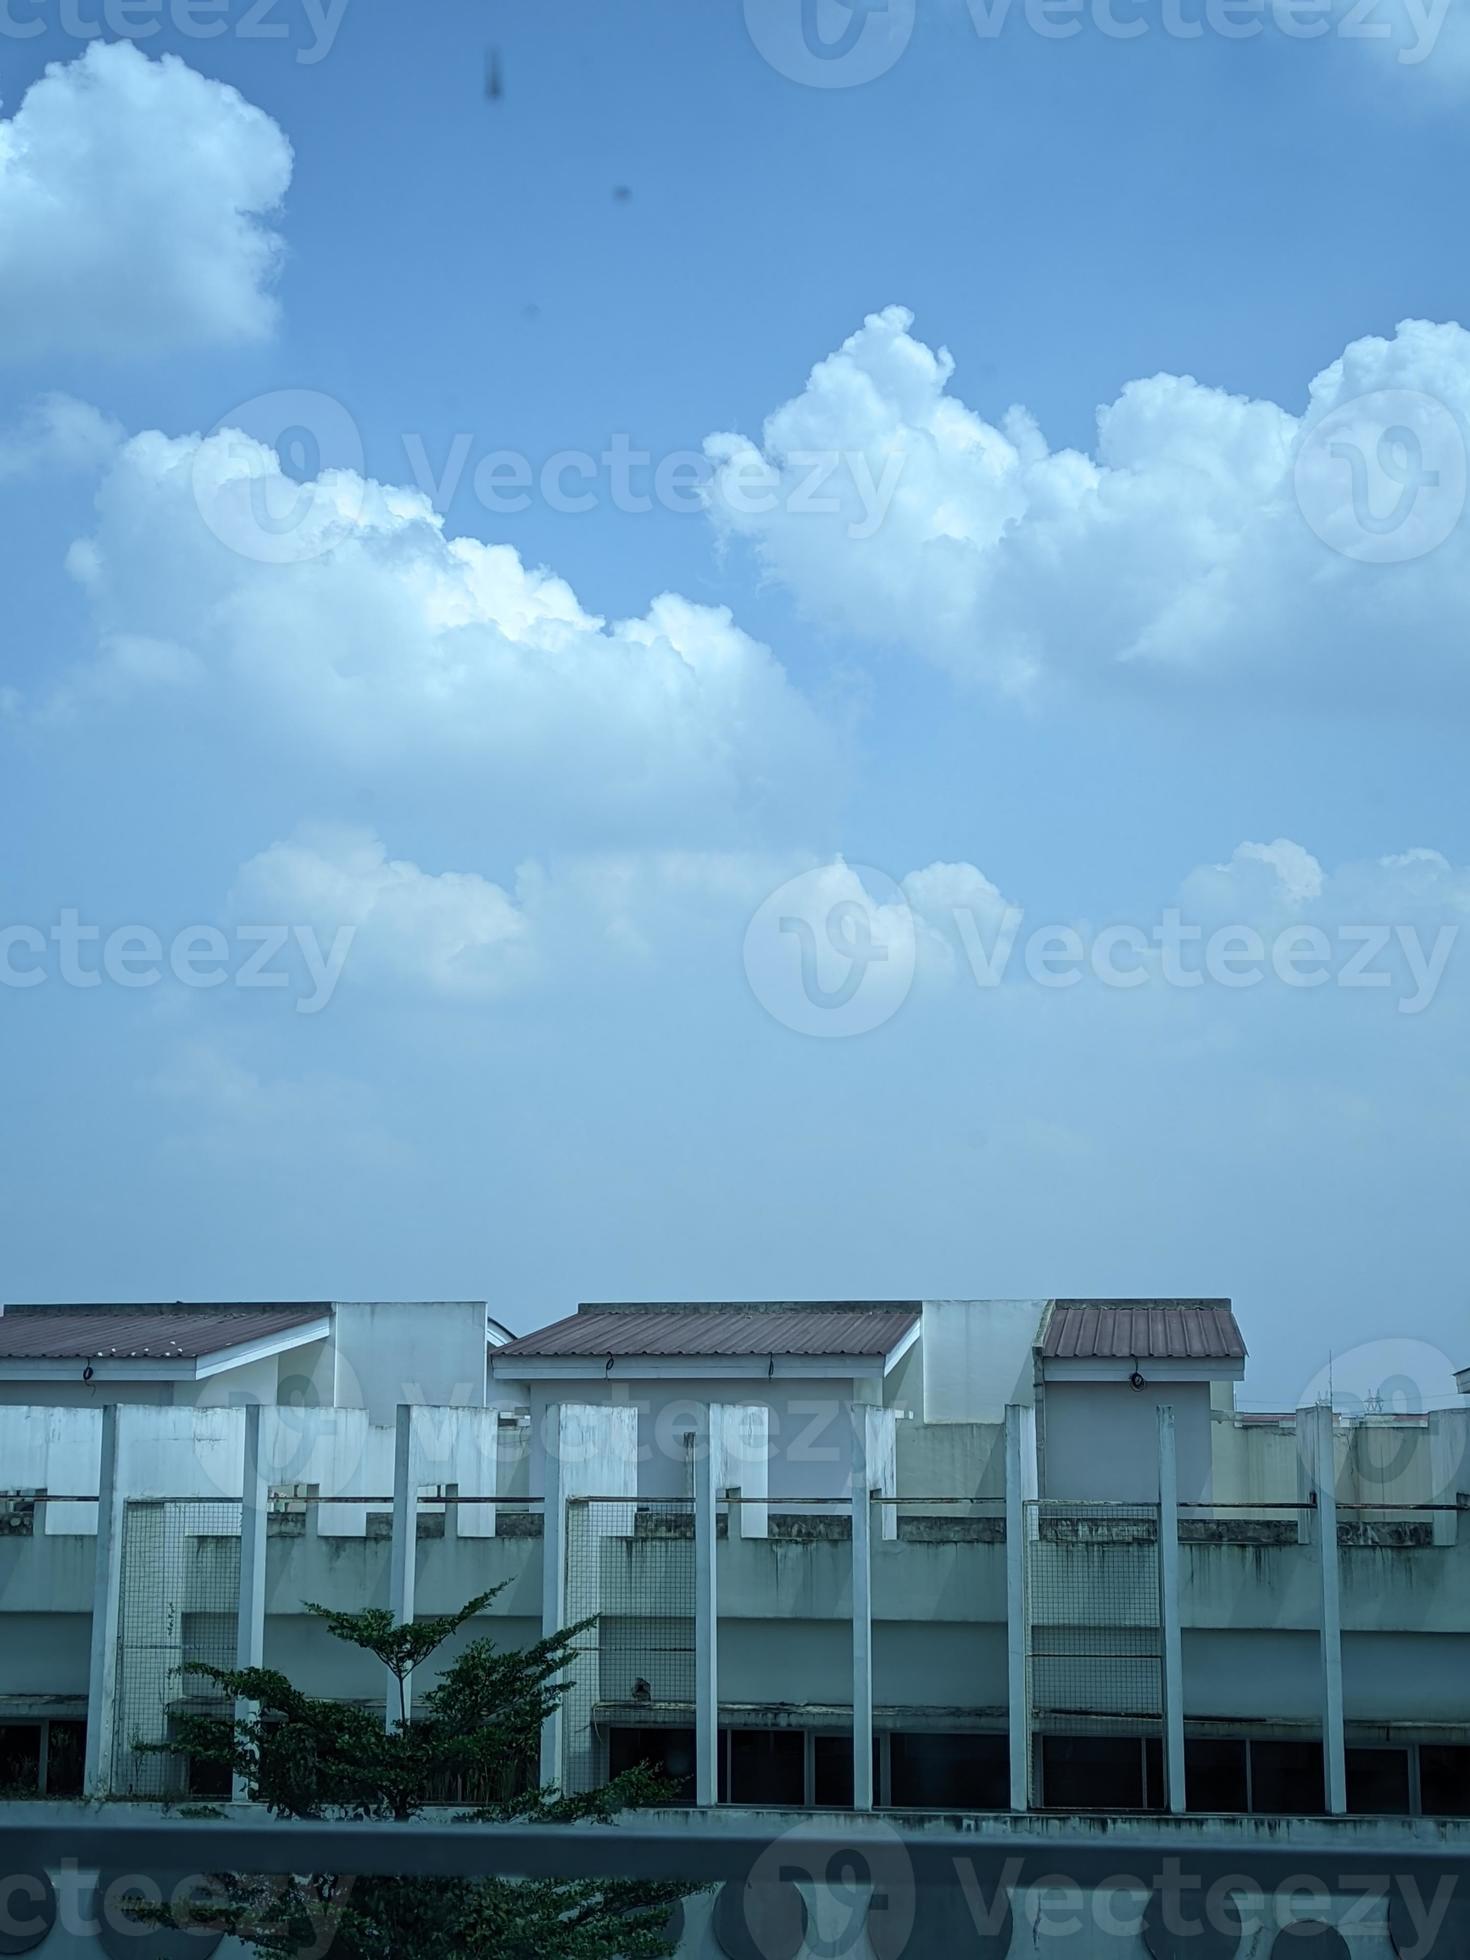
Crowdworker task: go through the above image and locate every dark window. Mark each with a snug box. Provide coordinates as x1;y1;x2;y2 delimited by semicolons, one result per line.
0;1725;42;1795
1251;1740;1324;1815
608;1726;697;1804
187;1752;233;1798
1346;1747;1411;1815
889;1732;1008;1810
44;1720;85;1798
1185;1737;1249;1812
1419;1745;1470;1817
812;1735;882;1808
1143;1736;1164;1811
727;1729;804;1806
1041;1735;1151;1810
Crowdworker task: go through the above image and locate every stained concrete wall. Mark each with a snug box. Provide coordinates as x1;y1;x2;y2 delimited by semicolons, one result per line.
896;1419;1006;1508
4;1804;1466;1960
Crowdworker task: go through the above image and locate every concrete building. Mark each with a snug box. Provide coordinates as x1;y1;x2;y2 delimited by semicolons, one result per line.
0;1299;514;1420
1;1295;1468;1955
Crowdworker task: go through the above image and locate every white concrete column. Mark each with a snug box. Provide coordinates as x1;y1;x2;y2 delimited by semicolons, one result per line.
83;1403;124;1797
693;1406;719;1808
1309;1401;1347;1814
1430;1411;1463;1548
540;1406;567;1790
234;1404;269;1802
387;1404;417;1729
1295;1408;1316;1546
851;1407;875;1811
1157;1405;1186;1815
1004;1403;1029;1812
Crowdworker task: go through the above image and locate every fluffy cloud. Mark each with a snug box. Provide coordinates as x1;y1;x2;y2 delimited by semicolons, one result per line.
232;821;1469;1019
705;306;1470;711
1181;839;1328;916
234;828;535;1001
0;394;122;479
0;43;291;358
1182;837;1470;928
55;421;835;837
229;825;1017;1006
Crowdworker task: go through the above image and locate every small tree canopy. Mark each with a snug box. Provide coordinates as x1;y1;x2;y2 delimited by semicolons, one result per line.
137;1587;695;1958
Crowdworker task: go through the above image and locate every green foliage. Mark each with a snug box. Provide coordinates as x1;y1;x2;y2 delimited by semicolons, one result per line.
135;1586;693;1958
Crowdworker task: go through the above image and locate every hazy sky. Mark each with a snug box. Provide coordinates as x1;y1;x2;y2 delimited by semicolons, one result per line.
2;0;1468;1408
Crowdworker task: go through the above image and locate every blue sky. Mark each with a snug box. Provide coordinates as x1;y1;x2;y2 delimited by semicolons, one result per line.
2;0;1468;1407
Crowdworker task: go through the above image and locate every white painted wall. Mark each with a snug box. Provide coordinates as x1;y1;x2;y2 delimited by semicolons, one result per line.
175;1356;282;1410
711;1405;769;1537
1211;1408;1470;1517
919;1301;1047;1423
1043;1381;1214;1502
330;1301;492;1421
524;1378;869;1501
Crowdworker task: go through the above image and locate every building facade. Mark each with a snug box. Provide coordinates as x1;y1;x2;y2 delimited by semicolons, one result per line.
0;1295;1468;1955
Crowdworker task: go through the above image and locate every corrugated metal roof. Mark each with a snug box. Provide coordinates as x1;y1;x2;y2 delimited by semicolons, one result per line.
499;1303;921;1360
0;1304;330;1362
1042;1299;1246;1363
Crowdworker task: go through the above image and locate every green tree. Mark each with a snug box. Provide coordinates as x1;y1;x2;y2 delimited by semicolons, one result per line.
142;1587;692;1959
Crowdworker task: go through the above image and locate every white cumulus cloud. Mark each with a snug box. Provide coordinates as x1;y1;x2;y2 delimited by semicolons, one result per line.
54;420;835;837
1181;839;1470;924
0;42;291;358
234;827;535;1001
705;306;1470;712
229;825;1017;1005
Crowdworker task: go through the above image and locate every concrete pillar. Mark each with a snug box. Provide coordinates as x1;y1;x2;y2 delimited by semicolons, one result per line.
851;1407;875;1811
540;1407;567;1790
1295;1408;1316;1546
83;1404;123;1797
387;1404;417;1730
1157;1405;1186;1815
234;1404;269;1803
1004;1403;1029;1812
693;1406;719;1808
1430;1411;1463;1548
1309;1402;1347;1814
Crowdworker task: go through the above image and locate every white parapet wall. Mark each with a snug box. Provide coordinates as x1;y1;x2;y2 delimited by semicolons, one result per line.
0;1401;533;1539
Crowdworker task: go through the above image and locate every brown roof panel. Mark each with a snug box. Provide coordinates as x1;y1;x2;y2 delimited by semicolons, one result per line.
1042;1300;1246;1364
0;1304;331;1362
499;1303;921;1361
